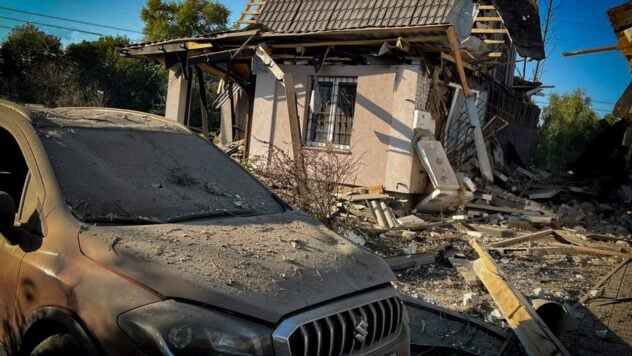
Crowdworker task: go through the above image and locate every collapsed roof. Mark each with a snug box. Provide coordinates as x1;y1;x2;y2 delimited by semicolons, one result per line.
254;0;545;59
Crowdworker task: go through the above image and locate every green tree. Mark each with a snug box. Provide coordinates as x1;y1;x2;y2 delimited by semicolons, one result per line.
65;36;166;112
140;0;230;42
534;89;601;172
0;24;65;105
602;112;618;125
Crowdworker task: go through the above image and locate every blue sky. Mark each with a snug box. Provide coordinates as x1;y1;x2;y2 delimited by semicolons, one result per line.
0;0;629;116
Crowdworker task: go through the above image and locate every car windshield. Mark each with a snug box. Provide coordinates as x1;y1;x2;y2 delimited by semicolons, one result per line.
37;119;283;223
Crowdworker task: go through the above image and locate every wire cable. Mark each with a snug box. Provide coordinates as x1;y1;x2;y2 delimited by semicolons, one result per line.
0;6;142;34
0;15;105;36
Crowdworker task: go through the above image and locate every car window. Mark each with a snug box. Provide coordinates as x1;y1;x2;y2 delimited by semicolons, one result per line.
38;127;284;223
0;127;28;213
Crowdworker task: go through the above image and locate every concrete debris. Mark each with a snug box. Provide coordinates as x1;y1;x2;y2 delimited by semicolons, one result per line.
401;231;417;240
341;229;366;246
463;292;480;307
588;289;603;299
403;243;418;255
322;103;632;354
397;215;425;226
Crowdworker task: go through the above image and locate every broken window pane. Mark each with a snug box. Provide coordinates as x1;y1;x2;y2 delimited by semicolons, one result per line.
306;77;357;149
309;81;333;144
333;82;357;146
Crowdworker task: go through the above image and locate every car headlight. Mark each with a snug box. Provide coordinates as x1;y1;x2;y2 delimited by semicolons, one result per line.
118;300;272;355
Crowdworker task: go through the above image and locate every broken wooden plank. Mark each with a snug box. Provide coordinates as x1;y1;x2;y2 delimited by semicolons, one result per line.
548;243;632;259
283;73;303;162
552;230;590;246
446;249;481;287
338;185;384;197
470;240;571;356
465;224;520;238
585;233;632;244
521;215;554;225
476;16;503;22
465;203;541;216
575;260;630;306
554;230;632;254
385;252;436;271
341;193;390;202
446;26;471;96
494;245;632;259
488;229;555;248
471;28;508;34
528;188;563;200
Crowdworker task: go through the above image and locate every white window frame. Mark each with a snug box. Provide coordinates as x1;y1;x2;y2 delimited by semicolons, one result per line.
305;76;357;150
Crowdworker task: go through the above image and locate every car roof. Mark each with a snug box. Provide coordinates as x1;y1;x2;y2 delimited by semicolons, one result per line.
0;100;188;134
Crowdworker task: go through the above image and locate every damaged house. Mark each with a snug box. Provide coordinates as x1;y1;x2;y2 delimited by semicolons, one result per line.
119;0;545;211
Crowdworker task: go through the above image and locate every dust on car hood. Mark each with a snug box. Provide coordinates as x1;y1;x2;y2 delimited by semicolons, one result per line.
78;211;394;323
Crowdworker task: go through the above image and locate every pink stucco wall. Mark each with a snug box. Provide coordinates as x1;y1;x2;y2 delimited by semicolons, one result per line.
249;64;428;194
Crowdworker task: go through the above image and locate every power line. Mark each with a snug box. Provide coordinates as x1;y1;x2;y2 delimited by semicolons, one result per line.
0;6;142;34
557;19;610;28
0;15;105;36
533;101;613;113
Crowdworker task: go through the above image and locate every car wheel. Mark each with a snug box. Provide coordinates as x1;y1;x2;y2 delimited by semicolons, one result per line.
29;334;83;356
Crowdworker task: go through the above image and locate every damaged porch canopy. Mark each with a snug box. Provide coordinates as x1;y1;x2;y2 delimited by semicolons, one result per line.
118;0;545;184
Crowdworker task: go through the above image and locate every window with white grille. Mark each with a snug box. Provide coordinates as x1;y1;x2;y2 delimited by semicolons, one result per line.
306;76;357;149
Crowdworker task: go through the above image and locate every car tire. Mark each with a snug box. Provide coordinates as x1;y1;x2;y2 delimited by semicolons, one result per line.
29;334;83;356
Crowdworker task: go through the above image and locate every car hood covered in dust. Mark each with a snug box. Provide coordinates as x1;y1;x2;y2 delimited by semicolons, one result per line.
79;211;395;323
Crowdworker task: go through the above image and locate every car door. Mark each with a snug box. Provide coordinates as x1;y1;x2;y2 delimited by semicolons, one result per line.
0;126;31;351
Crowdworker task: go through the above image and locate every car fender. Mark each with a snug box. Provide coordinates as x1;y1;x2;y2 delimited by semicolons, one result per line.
20;306;99;355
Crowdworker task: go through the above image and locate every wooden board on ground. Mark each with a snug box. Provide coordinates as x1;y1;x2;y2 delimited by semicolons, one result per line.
465;203;541;216
470;240;571;356
341;193;390;202
446;249;481;287
488;229;554;248
384;252;437;271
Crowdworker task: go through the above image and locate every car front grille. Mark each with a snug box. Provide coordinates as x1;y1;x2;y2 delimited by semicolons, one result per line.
273;288;404;356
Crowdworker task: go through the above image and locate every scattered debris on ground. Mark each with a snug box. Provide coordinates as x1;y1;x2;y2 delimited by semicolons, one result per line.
331;164;632;355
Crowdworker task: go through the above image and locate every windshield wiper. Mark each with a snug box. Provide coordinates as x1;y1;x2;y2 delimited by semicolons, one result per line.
82;216;162;225
165;210;257;223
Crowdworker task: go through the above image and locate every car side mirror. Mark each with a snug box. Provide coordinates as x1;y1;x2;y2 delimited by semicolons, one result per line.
0;191;17;239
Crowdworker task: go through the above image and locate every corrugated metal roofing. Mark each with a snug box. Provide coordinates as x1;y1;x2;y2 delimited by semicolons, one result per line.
257;0;460;33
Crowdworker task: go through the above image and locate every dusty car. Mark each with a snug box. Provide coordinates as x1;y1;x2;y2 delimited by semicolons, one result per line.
0;100;409;355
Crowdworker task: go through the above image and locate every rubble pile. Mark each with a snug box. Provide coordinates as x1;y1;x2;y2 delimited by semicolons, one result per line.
334;165;632;355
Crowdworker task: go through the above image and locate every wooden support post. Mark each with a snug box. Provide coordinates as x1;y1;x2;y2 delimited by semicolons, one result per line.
446;27;470;96
283;73;302;162
255;44;302;161
470;240;571;356
194;66;209;140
